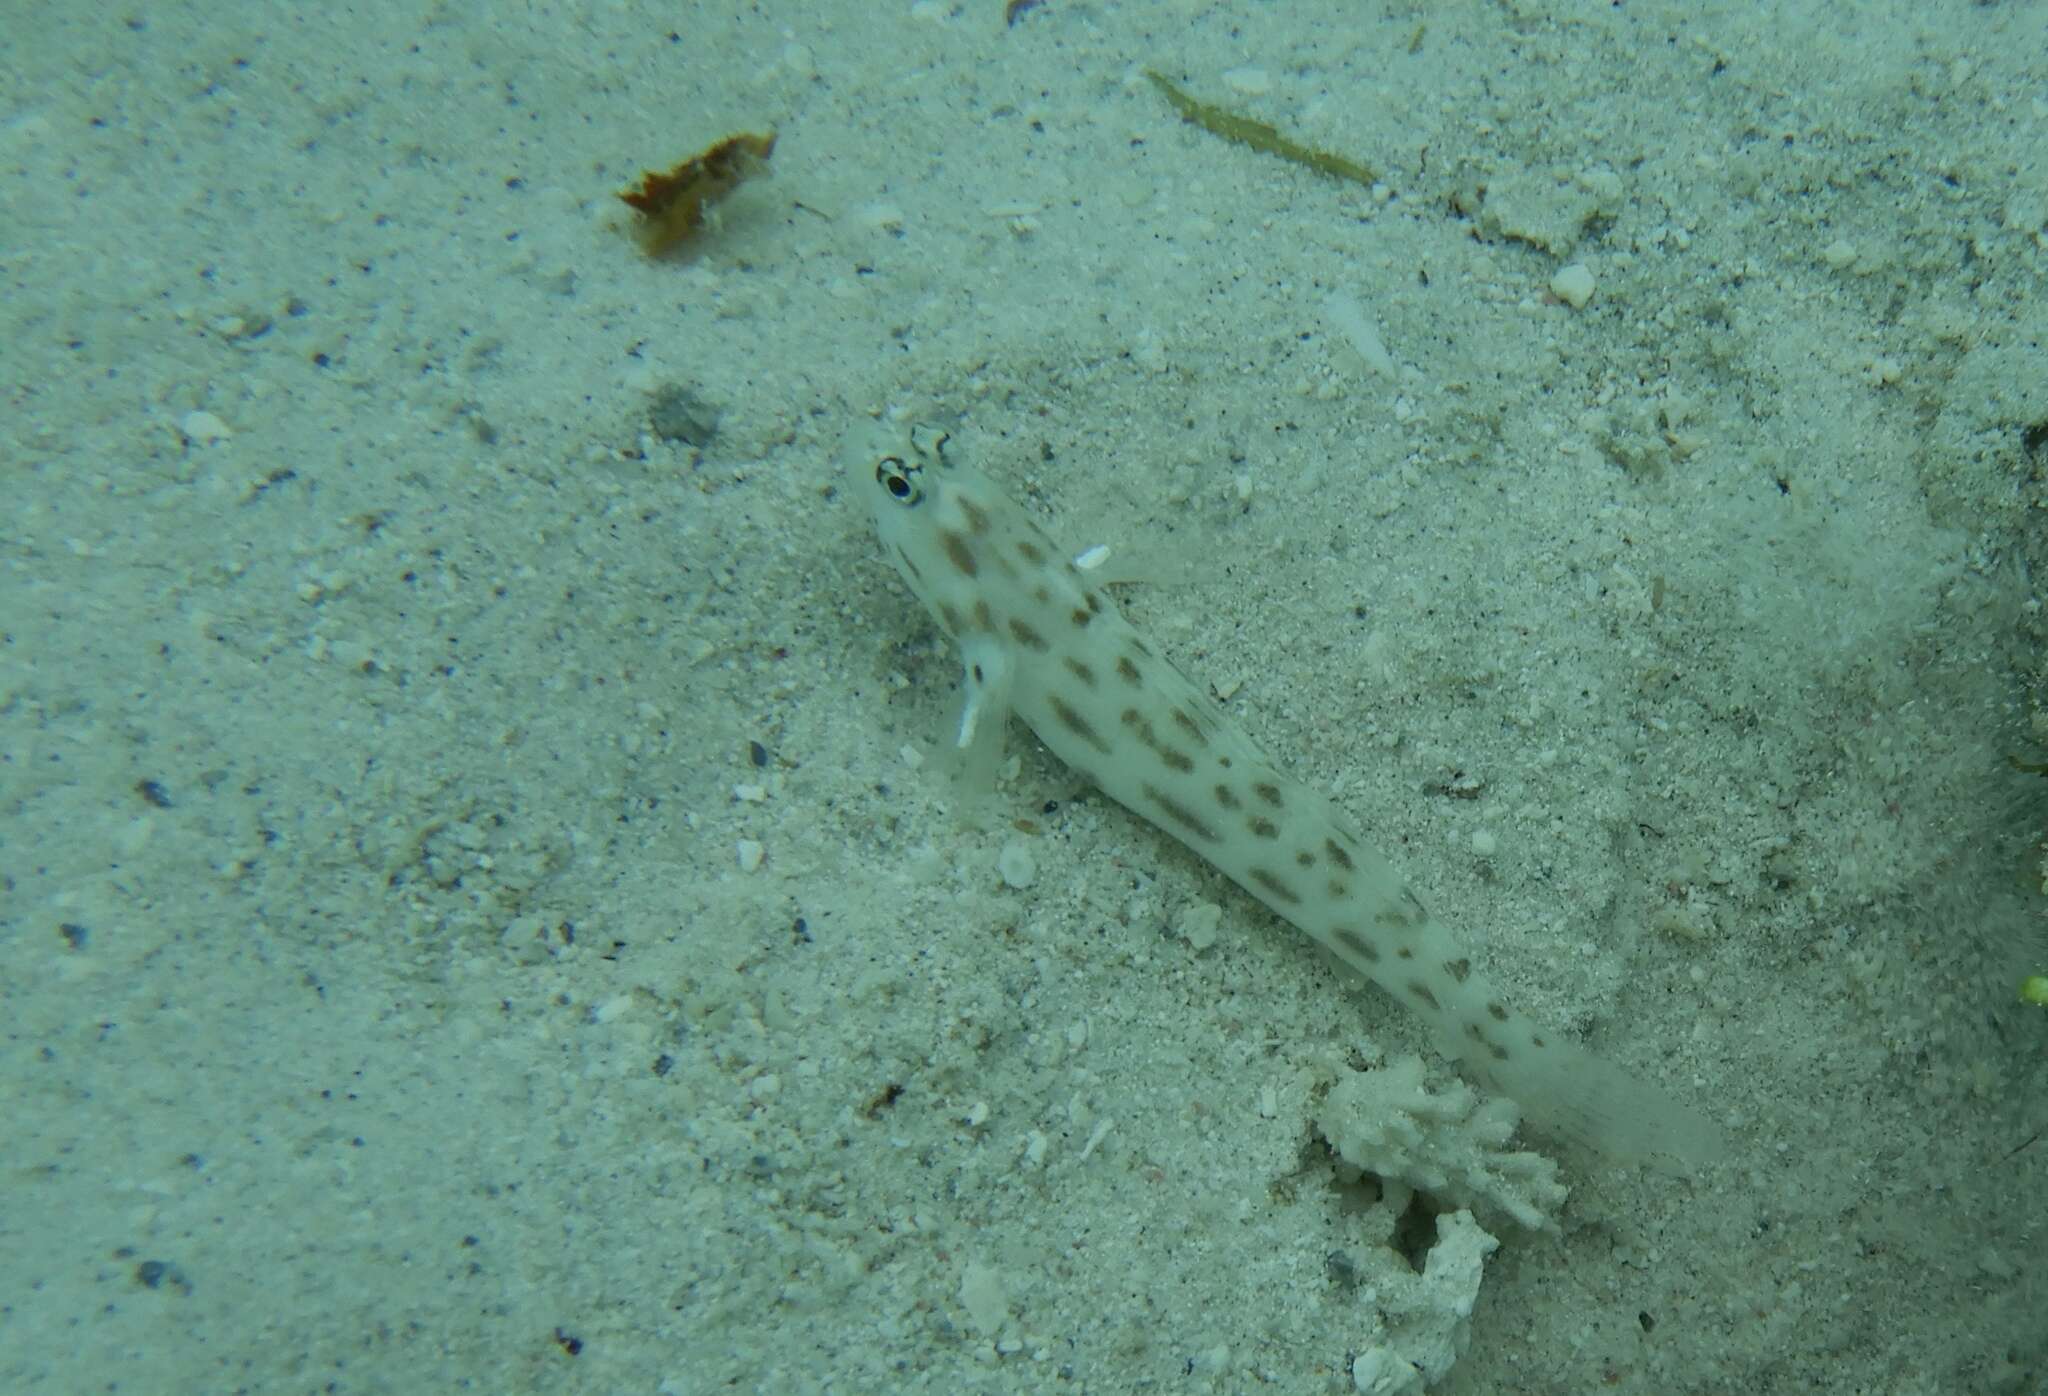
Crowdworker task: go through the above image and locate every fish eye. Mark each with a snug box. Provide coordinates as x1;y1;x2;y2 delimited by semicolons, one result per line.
875;455;923;505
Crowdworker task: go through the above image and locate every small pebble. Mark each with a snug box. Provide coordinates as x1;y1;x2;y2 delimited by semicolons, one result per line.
736;839;765;872
997;840;1037;889
1549;263;1596;309
1223;66;1272;95
179;410;232;445
1178;901;1224;951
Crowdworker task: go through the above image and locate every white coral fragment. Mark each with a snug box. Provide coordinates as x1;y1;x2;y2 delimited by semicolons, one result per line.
1351;1344;1424;1396
1315;1055;1568;1233
1345;1210;1500;1392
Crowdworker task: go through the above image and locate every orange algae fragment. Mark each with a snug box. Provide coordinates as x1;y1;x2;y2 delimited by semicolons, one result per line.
617;130;777;257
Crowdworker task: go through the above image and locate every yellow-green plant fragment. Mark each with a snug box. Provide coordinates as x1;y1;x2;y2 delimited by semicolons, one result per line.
1143;70;1376;187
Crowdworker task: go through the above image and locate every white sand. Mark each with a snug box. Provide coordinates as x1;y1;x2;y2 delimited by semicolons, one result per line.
4;1;2044;1391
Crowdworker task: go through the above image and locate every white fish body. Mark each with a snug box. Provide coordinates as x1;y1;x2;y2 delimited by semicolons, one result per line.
848;417;1722;1166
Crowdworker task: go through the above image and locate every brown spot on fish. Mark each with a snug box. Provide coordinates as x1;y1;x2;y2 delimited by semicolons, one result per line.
1124;708;1183;769
1331;927;1380;962
1214;784;1241;809
1248;867;1300;904
1247;816;1278;839
898;550;925;586
1324;839;1355;871
1116;656;1142;685
938;602;964;634
1047;694;1111;753
1085;591;1104;614
1486;1002;1508;1022
1396;947;1413;959
1063;657;1097;686
1007;617;1049;651
941;531;977;577
1443;958;1471;984
958;497;992;535
1488;1044;1509;1061
1170;708;1208;746
1375;906;1414;931
1407;982;1440;1010
1070;608;1093;629
1530;1035;1546;1048
972;599;993;631
1017;539;1045;563
1142;782;1218;842
1327;880;1349;899
1032;584;1052;604
1294;850;1315;867
1253;782;1284;808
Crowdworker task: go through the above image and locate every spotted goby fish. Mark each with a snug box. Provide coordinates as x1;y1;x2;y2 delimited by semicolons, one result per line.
847;415;1723;1166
